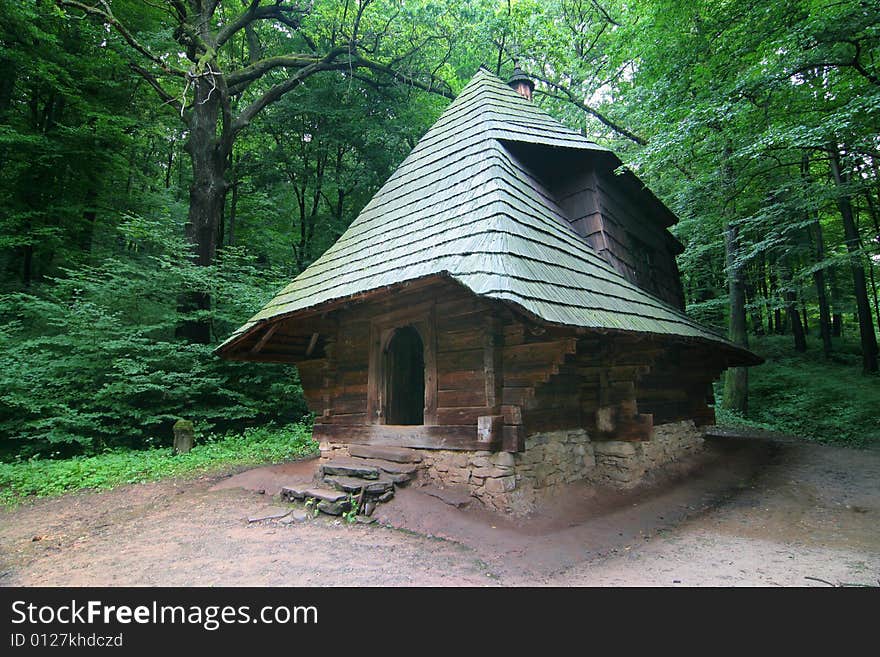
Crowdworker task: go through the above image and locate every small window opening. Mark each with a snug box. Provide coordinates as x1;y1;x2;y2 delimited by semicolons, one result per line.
383;326;425;425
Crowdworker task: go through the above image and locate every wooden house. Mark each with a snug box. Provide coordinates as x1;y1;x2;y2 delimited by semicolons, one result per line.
216;68;760;513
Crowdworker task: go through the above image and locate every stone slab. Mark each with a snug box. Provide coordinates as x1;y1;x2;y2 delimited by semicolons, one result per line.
317;500;348;515
320;459;380;479
324;474;394;495
385;471;412;485
348;444;423;463
279;509;310;524
280;481;315;501
290;486;349;503
349;457;420;476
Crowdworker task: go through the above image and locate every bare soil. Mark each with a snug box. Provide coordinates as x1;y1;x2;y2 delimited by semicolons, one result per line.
1;436;877;587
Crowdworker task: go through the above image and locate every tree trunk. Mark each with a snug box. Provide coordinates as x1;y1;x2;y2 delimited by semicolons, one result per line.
788;292;807;352
780;264;807;352
164;137;174;189
722;219;749;412
759;254;772;335
720;145;748;413
863;192;880;335
829;147;879;373
803;153;833;357
228;175;239;247
176;70;231;344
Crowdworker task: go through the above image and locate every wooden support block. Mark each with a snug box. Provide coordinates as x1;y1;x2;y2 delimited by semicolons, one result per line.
477;414;503;444
250;323;278;354
501;404;522;425
502;424;525;453
596;405;616;433
613;413;653;442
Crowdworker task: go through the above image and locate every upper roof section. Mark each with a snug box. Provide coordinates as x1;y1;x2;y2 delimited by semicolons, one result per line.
217;69;758;365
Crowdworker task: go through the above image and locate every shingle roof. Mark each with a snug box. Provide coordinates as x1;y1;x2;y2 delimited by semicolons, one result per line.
218;68;753;361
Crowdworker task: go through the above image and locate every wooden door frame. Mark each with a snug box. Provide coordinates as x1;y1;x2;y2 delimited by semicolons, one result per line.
366;301;437;425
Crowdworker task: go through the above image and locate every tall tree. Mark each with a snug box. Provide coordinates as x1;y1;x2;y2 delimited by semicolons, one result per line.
57;0;457;341
829;147;879;372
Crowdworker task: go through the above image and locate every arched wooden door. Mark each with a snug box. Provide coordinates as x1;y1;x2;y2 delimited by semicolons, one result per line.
383;325;425;425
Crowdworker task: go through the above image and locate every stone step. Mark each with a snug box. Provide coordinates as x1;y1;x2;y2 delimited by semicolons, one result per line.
347;457;420;477
320;459;380;479
323;474;395;495
348;444;423;463
317;499;349;516
281;484;348;504
384;471;412;485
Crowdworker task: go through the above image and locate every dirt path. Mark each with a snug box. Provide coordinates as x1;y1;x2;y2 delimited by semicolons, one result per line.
1;436;877;587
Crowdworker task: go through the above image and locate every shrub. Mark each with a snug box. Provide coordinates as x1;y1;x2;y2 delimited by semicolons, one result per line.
0;215;309;459
716;335;880;447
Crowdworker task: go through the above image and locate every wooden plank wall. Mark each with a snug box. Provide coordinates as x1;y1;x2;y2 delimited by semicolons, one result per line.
518;333;724;438
546;163;686;311
635;345;724;426
315;281;511;442
594;170;686;310
230;280;723;449
296;279;585;450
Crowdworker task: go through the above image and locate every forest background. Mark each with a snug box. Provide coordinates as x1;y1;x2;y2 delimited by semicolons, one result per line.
0;0;877;498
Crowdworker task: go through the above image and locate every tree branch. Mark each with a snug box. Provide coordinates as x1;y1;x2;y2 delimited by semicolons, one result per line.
56;0;187;77
231;48;351;136
231;48;455;137
226;54;326;91
129;63;183;115
352;56;455;100
530;73;646;145
215;1;310;48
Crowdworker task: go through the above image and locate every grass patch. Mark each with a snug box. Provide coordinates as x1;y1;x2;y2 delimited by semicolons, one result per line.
716;335;880;447
0;423;317;507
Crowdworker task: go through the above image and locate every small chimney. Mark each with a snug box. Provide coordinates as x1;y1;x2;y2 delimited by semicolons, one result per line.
506;66;534;101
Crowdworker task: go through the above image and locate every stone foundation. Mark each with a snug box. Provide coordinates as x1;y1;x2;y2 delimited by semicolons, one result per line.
320;420;704;515
590;420;704;488
418;420;703;514
419;450;517;513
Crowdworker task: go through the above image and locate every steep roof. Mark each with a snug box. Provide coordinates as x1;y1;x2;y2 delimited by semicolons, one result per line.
218;68;754;362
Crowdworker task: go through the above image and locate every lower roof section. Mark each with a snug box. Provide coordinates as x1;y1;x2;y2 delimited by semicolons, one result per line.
215;273;761;367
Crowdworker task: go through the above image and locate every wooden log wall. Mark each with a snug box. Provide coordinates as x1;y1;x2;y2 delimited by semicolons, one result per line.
635;345;725;426
516;332;725;441
593;170;685;310
547;163;685;311
307;279;560;451
225;279;725;451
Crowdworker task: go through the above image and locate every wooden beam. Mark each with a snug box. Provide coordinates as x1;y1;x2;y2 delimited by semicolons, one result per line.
305;332;319;357
314;423;500;451
483;315;503;413
250;323;278;354
477;414;503;444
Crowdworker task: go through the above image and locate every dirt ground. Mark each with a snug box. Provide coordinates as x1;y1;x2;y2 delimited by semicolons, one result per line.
1;435;878;587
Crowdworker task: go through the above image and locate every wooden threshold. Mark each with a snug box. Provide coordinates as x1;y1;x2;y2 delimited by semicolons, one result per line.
314;423;502;451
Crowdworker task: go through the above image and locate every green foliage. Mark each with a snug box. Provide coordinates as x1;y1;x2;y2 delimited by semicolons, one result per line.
1;0;878;463
0;214;309;458
0;423;317;507
716;336;880;447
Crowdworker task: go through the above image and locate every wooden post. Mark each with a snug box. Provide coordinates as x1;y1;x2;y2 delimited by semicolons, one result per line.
173;420;194;455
